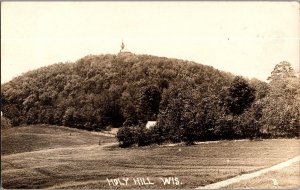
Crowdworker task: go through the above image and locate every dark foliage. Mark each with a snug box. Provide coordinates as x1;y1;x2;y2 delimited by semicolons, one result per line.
1;53;232;131
116;125;138;148
137;85;162;122
1;116;12;129
225;76;256;115
2;53;298;147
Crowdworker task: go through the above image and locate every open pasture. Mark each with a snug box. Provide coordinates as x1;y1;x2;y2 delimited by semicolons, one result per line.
225;160;300;189
1;125;299;189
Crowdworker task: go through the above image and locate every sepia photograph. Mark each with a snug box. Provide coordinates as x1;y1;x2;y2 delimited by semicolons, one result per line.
1;1;300;189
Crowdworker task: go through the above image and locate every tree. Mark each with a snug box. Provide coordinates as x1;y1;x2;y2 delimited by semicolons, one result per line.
157;84;188;143
116;125;138;148
157;84;203;145
236;102;262;139
137;85;162;122
196;94;228;140
261;63;300;137
225;76;256;116
1;92;5;106
100;91;124;128
267;61;296;83
158;79;169;91
1;115;12;129
122;104;139;126
249;78;269;100
63;107;76;126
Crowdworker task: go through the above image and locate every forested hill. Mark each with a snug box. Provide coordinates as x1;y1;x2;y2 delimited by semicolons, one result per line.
2;53;237;129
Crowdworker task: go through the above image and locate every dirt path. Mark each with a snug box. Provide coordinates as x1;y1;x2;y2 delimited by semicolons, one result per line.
163;139;249;147
195;155;300;189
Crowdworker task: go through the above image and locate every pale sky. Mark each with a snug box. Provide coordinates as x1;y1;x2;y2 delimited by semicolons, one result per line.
1;1;299;83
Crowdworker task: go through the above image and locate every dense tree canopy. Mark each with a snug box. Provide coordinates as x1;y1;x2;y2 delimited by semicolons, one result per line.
225;76;256;116
1;53;232;130
261;62;300;137
1;54;298;146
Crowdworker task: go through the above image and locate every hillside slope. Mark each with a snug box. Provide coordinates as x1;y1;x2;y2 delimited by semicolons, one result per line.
1;53;235;130
1;124;116;155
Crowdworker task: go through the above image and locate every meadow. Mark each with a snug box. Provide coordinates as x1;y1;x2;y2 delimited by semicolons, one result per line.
225;161;300;189
1;125;300;189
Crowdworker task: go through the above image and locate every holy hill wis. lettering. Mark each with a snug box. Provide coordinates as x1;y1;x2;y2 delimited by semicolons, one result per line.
106;177;154;186
106;177;181;186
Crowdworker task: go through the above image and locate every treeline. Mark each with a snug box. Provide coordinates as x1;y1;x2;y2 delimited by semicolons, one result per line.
1;53;299;146
117;61;299;147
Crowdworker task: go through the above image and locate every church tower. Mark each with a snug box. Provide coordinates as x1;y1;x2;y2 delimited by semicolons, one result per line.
120;41;125;52
119;40;131;54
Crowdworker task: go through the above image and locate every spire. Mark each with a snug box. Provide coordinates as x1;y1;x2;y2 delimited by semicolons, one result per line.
118;40;132;54
121;40;125;51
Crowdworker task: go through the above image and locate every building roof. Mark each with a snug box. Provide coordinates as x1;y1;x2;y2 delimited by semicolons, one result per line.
146;121;157;129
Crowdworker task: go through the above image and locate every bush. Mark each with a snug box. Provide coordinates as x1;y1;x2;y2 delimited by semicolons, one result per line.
149;123;169;144
136;125;153;147
116;125;138;148
1;116;12;129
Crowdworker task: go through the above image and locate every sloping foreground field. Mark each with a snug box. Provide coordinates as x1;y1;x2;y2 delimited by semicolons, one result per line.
1;124;115;155
225;161;300;189
1;125;300;189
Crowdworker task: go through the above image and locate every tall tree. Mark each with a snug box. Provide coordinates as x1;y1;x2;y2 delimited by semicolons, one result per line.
261;62;300;137
137;85;162;122
225;76;256;116
267;61;296;83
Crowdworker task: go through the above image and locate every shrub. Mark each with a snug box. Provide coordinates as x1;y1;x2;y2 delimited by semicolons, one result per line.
116;125;138;148
1;116;12;129
136;125;153;147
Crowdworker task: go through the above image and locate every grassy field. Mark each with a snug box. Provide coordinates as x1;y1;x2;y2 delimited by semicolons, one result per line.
1;125;300;189
225;161;300;189
1;124;115;155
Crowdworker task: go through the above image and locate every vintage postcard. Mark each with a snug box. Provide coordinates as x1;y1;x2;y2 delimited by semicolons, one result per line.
1;1;299;189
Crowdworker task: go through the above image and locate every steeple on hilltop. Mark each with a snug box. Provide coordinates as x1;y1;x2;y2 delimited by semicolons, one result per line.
121;41;125;51
119;40;131;54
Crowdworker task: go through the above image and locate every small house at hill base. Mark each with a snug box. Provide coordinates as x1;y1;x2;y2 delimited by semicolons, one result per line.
146;121;157;129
